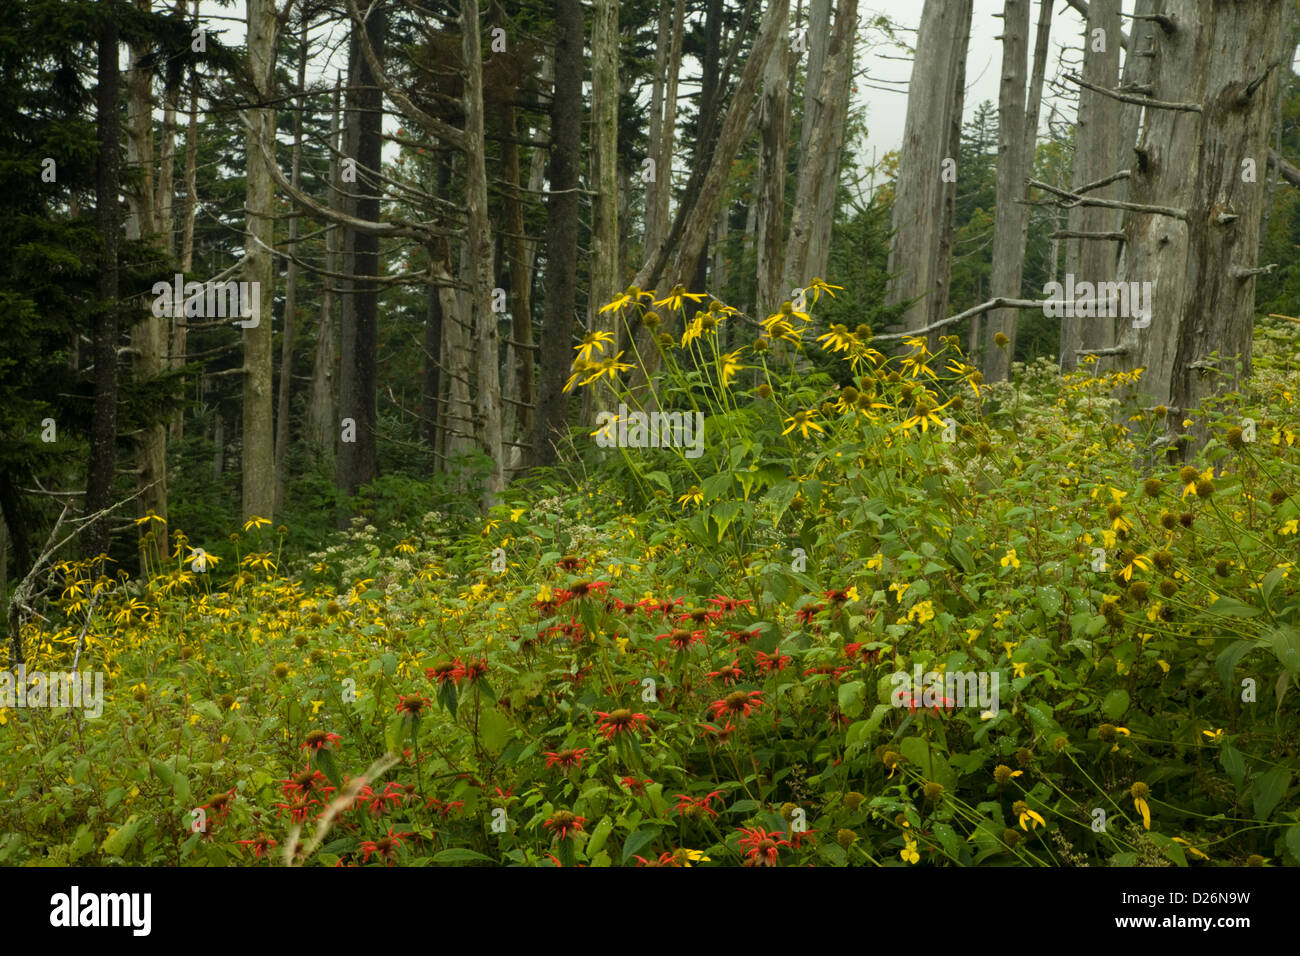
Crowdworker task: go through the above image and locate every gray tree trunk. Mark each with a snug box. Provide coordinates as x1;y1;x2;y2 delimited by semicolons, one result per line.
242;0;279;521
886;0;974;337
1059;0;1122;372
983;0;1032;383
1121;0;1285;440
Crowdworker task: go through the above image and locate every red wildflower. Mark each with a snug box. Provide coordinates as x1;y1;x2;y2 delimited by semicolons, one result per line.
300;730;342;752
707;595;753;614
755;650;791;673
635;851;683;867
359;827;411;865
621;776;653;796
737;827;791;867
673;790;723;821
707;659;745;685
544;747;589;770
279;769;332;799
656;628;705;651
543;810;586;840
236;832;277;859
795;603;826;624
844;642;880;663
425;660;465;686
594;708;650;739
395;693;432;717
726;626;763;645
460;657;490;683
197;788;236;825
709;690;763;721
424;797;465;818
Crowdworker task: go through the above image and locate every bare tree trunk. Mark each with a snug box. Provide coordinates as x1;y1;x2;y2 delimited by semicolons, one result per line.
644;0;671;255
805;0;857;281
1121;0;1285;436
783;0;857;294
1059;0;1122;372
275;24;309;515
172;4;200;444
84;10;121;565
982;0;1032;383
755;1;790;315
124;2;168;567
336;4;384;513
885;0;974;337
307;77;342;468
584;0;620;427
461;0;503;505
534;0;583;467
242;0;280;521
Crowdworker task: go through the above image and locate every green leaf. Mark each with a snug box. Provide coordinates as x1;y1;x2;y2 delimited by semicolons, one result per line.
477;707;512;756
1216;640;1258;690
621;827;661;864
837;680;866;719
313;748;342;788
586;817;614;856
193;701;222;722
150;759;174;787
1261;568;1285;609
1201;597;1261;619
1251;768;1290;821
1101;689;1130;721
432;848;496;865
1267;626;1300;676
933;822;961;861
1220;741;1246;791
949;540;975;574
1286;825;1300;864
644;471;672;493
100;815;141;857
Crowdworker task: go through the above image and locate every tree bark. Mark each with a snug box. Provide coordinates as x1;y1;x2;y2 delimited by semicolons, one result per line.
242;0;279;522
1123;0;1285;436
84;9;121;565
275;24;309;515
461;0;503;505
534;0;583;466
982;0;1032;383
755;0;790;315
336;4;384;514
1059;0;1122;372
584;0;620;427
307;76;342;469
124;1;168;566
885;0;974;338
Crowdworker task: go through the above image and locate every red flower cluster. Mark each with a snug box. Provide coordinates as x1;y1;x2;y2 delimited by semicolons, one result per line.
755;650;791;674
673;790;724;820
544;747;589;770
594;708;650;740
300;730;342;752
359;827;412;865
737;827;791;867
709;690;763;721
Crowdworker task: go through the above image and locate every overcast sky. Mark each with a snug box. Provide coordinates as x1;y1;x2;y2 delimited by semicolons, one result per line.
199;0;1121;189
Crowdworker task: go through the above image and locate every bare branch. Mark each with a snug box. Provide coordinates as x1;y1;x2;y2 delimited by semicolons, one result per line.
1063;72;1201;112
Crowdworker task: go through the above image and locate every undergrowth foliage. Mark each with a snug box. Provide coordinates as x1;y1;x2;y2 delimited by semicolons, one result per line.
3;288;1299;867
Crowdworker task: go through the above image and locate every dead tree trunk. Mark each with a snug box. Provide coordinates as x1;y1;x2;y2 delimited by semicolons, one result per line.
1059;0;1122;372
886;0;974;338
983;0;1032;383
